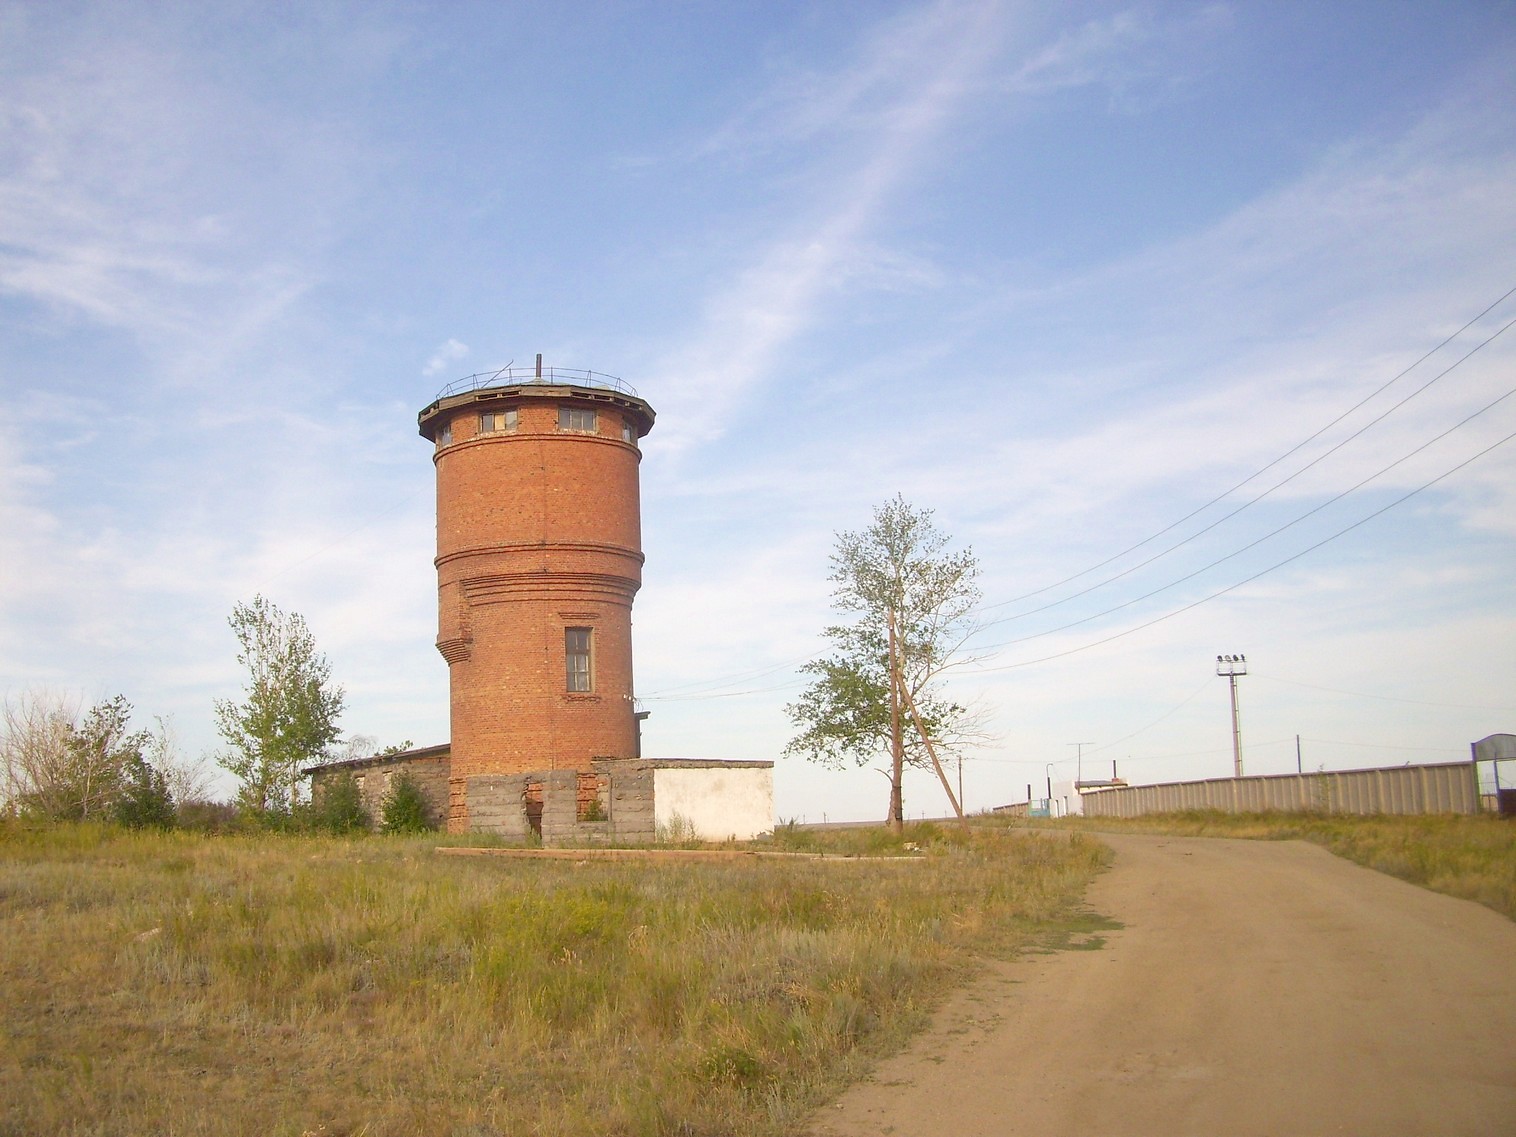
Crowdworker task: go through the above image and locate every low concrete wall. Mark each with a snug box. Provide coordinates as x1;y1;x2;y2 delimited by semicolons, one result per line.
463;759;773;845
465;762;655;844
1080;761;1479;819
653;762;773;841
603;762;656;843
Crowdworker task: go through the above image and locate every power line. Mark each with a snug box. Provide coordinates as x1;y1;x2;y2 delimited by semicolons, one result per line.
977;281;1516;613
968;425;1516;673
1087;678;1212;753
1252;673;1515;713
639;678;806;703
973;383;1516;653
639;655;814;699
976;310;1516;629
645;385;1512;701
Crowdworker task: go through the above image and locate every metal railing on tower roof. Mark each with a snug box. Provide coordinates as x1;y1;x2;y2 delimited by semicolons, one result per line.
434;365;639;401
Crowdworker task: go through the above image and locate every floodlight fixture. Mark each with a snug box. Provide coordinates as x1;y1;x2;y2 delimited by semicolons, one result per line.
1215;651;1248;777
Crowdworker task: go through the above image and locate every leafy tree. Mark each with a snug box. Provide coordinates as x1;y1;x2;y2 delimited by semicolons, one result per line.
784;496;981;833
112;751;176;829
307;771;370;834
380;771;435;834
215;595;345;818
1;693;152;821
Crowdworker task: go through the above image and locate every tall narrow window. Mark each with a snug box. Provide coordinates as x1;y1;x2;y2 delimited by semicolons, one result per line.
565;627;592;692
558;406;597;433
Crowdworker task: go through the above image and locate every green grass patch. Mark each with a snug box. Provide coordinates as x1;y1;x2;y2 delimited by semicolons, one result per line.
1008;811;1516;920
0;820;1108;1137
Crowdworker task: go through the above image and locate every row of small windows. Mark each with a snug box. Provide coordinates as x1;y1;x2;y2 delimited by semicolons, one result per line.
436;406;635;446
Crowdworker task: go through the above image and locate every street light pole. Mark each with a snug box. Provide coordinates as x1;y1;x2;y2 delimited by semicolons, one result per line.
1216;654;1247;778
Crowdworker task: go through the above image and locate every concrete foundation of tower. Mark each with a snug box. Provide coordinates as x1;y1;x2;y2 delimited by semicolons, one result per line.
305;750;774;843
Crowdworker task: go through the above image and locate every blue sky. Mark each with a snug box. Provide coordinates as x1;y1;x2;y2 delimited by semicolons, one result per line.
2;1;1514;821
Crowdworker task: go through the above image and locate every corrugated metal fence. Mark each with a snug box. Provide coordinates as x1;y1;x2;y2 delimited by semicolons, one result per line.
1080;761;1478;819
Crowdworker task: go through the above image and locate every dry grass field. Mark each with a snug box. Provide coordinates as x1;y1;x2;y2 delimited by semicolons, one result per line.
0;821;1108;1137
1033;811;1516;920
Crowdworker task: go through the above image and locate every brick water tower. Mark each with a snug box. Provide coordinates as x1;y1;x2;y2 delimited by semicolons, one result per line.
417;359;655;830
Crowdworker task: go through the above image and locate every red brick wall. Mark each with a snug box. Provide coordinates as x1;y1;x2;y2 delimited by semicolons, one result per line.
419;385;654;832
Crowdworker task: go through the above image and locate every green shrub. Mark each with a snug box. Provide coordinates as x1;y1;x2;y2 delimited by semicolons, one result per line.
578;796;606;822
307;772;370;834
379;772;435;834
111;753;176;829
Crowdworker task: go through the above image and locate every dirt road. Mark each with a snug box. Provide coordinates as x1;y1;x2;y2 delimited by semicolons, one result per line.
811;833;1516;1136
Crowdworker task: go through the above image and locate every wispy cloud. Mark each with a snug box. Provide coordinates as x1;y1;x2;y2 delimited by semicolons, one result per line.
696;1;1006;159
1006;4;1232;111
645;2;1245;456
950;68;1516;520
0;12;375;382
649;0;1013;453
422;338;469;378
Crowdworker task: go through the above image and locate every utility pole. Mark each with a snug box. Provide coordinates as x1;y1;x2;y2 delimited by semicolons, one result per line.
1068;741;1094;786
896;671;970;832
957;749;964;817
887;607;904;834
1216;654;1247;778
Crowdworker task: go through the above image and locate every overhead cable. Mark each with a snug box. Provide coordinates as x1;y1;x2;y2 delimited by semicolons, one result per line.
978;281;1516;612
968;426;1516;672
977;310;1516;629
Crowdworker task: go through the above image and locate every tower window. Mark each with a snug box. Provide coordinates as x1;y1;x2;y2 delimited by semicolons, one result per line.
558;406;597;433
480;409;517;434
565;627;593;692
